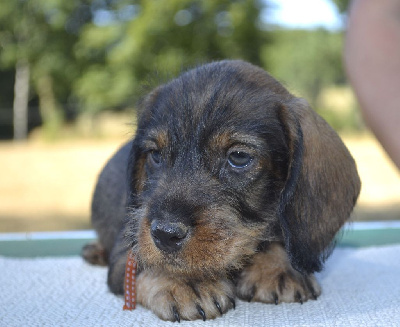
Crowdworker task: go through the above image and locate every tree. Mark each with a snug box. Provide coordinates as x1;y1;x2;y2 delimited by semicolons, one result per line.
0;1;33;140
73;0;267;114
262;28;345;108
12;60;30;140
0;0;92;138
331;0;351;13
1;0;269;138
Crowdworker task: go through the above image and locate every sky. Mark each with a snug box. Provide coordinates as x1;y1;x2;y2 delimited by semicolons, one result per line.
93;0;344;30
265;0;343;30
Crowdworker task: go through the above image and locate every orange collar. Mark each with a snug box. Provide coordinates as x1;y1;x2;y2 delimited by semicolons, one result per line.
123;250;137;310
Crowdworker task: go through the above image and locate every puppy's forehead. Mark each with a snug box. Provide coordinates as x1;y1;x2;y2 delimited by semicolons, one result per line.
140;61;290;147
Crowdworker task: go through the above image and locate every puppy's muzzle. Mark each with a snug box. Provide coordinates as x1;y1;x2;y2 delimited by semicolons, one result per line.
150;220;189;253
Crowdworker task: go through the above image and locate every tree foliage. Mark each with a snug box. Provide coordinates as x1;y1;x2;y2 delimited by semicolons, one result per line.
0;0;92;137
331;0;351;13
0;0;353;138
262;28;345;107
74;0;266;113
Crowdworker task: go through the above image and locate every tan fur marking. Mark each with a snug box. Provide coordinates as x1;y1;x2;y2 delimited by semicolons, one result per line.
209;132;232;150
135;206;264;278
134;155;147;193
154;129;169;149
136;270;235;321
236;243;321;303
135;217;164;269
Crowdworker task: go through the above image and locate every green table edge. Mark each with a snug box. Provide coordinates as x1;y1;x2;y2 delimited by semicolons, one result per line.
0;222;399;258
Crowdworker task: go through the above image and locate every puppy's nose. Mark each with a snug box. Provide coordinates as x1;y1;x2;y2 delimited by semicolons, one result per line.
150;221;188;253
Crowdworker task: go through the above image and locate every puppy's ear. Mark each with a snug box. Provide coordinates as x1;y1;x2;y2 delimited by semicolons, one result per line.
277;99;361;274
127;140;146;198
127;87;163;201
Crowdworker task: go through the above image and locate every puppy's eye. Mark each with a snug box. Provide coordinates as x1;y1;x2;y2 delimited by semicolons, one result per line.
149;150;162;166
228;151;253;168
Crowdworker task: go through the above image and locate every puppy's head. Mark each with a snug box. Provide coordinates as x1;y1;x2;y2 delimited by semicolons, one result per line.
127;60;360;277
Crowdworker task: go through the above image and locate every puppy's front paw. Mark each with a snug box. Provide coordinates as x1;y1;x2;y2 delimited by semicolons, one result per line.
236;243;321;304
137;271;235;322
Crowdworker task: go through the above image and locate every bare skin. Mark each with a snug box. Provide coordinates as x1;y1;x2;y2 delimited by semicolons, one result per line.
345;0;400;169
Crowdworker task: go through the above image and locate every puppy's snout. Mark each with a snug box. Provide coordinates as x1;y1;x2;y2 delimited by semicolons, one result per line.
150;221;189;253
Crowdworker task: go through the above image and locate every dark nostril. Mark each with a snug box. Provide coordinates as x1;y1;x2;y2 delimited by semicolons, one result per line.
150;221;189;253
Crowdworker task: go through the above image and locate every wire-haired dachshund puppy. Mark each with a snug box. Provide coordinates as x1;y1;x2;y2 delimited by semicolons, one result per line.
83;60;361;322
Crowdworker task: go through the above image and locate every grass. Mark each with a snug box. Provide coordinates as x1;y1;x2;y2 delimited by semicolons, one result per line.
0;132;399;233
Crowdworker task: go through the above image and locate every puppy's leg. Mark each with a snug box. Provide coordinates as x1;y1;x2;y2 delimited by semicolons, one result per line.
137;271;236;322
236;242;321;304
82;141;132;267
106;228;131;295
81;241;108;266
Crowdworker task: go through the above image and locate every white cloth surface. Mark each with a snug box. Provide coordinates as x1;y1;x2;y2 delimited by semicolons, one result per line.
1;245;399;327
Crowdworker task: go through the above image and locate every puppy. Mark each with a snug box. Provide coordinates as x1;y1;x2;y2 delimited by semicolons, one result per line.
82;60;361;322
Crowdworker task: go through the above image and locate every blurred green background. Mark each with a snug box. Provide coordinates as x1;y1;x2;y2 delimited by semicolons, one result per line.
0;0;399;232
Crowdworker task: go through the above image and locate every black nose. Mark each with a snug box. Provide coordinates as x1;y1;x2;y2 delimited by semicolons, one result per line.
150;221;189;253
